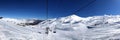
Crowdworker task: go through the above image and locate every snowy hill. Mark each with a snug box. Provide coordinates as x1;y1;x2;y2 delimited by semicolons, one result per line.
0;15;120;40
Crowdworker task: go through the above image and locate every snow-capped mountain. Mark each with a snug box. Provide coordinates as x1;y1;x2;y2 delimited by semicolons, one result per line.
0;15;120;40
39;14;120;40
0;18;44;27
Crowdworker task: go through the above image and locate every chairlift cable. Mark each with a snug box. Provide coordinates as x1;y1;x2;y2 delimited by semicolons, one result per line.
46;0;48;20
72;0;96;14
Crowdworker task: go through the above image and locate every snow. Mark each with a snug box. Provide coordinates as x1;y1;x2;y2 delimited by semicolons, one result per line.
58;14;84;23
0;14;120;40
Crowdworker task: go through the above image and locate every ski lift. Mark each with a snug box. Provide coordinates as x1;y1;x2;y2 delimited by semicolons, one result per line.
45;0;57;34
45;27;50;34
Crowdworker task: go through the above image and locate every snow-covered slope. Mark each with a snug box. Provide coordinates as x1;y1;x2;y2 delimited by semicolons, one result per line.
0;15;120;40
39;14;120;40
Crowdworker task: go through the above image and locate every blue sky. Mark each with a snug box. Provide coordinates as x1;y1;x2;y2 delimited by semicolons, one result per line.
0;0;46;19
0;0;120;19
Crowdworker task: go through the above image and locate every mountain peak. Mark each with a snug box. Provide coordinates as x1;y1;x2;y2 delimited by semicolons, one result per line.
67;14;83;20
69;14;80;18
59;14;84;23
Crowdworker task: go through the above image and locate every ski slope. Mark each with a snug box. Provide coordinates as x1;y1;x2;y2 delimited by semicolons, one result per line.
0;15;120;40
